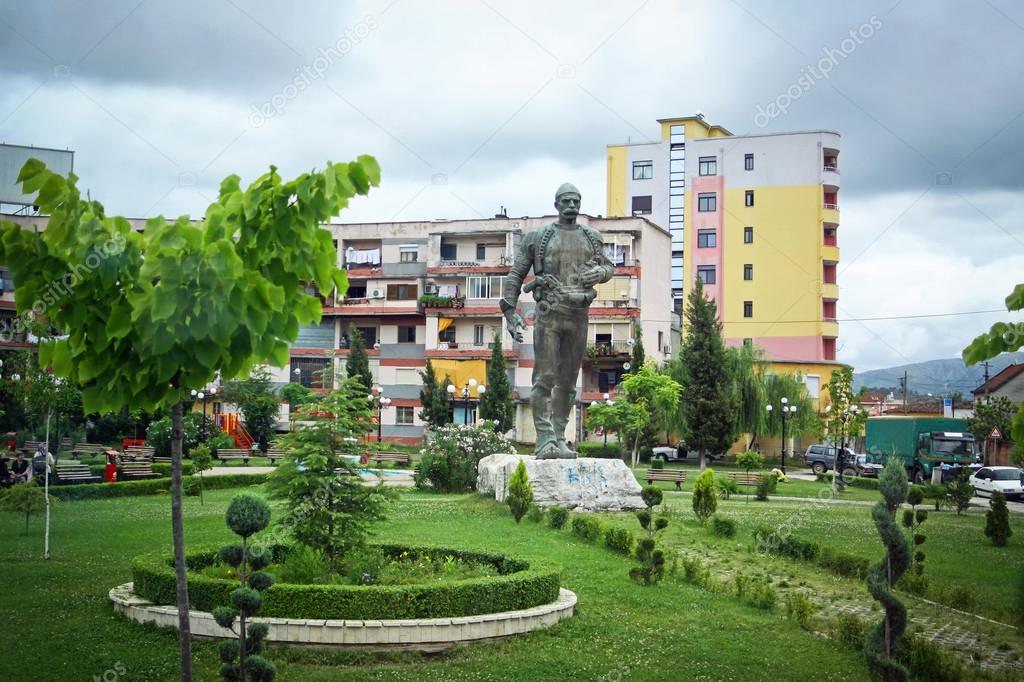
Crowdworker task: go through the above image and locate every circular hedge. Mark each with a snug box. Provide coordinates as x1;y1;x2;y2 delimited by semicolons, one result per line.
131;544;561;620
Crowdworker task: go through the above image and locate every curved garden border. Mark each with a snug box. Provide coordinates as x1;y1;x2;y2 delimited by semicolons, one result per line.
110;583;576;651
130;544;561;620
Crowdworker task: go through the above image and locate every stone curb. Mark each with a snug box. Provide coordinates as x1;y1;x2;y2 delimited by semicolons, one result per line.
109;583;576;650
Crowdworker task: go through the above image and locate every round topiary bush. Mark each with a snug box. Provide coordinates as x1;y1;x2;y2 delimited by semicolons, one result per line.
132;544;561;620
225;493;271;538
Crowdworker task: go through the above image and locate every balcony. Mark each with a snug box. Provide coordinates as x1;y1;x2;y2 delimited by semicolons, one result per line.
418;294;466;312
585;340;633;362
426;341;518;360
426;258;511;275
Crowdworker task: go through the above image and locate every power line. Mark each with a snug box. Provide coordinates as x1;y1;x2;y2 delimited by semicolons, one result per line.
724;308;1008;324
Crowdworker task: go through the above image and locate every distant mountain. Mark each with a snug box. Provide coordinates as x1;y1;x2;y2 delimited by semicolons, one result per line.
853;352;1024;396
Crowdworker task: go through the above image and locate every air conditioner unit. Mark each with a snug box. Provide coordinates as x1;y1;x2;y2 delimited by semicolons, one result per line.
423;283;438;295
370;289;384;299
663;345;672;355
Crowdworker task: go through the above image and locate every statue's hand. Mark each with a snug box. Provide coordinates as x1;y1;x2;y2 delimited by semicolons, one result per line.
578;265;607;287
504;311;527;342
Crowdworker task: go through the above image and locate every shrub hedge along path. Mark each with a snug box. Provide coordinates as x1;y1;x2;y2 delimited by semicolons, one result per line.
0;483;1020;680
2;486;873;681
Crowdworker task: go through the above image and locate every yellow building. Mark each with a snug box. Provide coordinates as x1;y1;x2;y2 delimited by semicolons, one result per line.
606;115;844;407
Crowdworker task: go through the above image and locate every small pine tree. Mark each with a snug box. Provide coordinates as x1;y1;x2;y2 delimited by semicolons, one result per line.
506;460;533;523
190;444;213;505
213;493;276;682
345;322;373;392
479;333;515;433
985;491;1012;547
947;467;974;515
418;359;441;428
691;468;718;525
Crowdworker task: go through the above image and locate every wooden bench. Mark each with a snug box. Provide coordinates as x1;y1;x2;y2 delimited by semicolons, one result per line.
217;448;251;465
123;446;155;461
72;443;108;458
265;448;289;465
371;452;410;467
153;455;172;464
21;440;44;454
55;462;102;485
119;461;160;480
59;437;74;452
726;471;763;487
644;469;688;490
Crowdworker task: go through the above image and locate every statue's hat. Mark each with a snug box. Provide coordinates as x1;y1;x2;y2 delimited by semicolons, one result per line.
555;182;581;201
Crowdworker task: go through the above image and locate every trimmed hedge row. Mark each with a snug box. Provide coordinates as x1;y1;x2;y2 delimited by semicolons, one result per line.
753;526;869;579
814;473;880;490
49;473;268;501
132;543;561;620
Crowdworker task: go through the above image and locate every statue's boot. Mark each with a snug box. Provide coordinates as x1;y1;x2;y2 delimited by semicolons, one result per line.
550;388;576;459
532;390;559;459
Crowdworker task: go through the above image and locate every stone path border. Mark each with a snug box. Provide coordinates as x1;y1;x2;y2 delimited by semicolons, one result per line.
110;583;576;651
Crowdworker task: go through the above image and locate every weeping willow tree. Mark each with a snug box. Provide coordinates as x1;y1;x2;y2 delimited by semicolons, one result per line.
726;344;766;450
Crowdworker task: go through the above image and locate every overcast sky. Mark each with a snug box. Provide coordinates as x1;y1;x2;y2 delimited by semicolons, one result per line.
1;0;1022;373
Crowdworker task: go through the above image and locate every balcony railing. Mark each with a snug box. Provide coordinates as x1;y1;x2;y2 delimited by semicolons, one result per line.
823;203;839;210
586;340;633;359
430;258;511;268
418;295;466;310
823;164;839;173
344;261;382;270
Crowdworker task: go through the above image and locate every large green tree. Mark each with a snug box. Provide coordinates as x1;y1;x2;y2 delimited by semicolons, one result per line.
479;332;515;433
620;362;681;468
0;155;379;680
671;279;735;470
345;321;373;392
726;343;766;450
967;396;1014;459
417;359;453;430
823;367;867;491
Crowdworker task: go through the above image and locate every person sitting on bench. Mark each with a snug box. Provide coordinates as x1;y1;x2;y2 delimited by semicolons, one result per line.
11;453;30;483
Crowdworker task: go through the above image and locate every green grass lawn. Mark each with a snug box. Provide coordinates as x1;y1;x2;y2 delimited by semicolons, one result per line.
0;486;873;681
631;465;883;502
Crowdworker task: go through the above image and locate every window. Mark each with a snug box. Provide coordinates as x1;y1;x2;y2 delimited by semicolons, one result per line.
744;226;753;243
743;301;753;318
697;229;717;248
744;190;754;207
697;193;717;212
805;375;820;399
697;266;716;285
476;243;486;261
386;283;418;300
632;160;653;180
823;262;837;284
631;195;652;216
346;284;367;299
823;337;836;361
345;326;376;348
291;357;330;389
399;245;418;262
467;276;504;299
474;324;485;346
398;326;416;343
438;326;456;343
658;331;664;351
698;156;717;176
396;406;415;425
743;264;753;281
439;241;457;261
0;268;13;293
823;300;837;320
744;153;754;171
743;338;753;348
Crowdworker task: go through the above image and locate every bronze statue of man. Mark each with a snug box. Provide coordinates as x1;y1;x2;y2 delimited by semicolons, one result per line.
502;183;614;459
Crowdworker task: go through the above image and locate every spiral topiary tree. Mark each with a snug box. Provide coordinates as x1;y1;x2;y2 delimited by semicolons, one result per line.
902;487;928;578
213;493;275;682
865;458;911;682
631;485;669;585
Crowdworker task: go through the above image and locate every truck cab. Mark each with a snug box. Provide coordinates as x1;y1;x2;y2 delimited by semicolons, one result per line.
916;430;979;481
865;417;980;484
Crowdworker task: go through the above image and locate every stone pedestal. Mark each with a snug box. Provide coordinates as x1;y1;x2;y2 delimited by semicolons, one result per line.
477;454;644;512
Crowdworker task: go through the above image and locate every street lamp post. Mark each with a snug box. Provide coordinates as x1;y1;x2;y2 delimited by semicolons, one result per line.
602;392;612;447
367;386;392;442
766;397;797;474
446;379;485;425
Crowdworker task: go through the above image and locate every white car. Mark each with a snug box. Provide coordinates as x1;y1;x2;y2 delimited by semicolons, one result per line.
969;466;1024;502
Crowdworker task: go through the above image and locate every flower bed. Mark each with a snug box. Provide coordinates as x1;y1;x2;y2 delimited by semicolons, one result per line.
131;544;560;620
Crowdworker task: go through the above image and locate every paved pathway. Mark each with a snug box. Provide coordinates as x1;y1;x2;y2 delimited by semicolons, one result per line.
204;466;415;487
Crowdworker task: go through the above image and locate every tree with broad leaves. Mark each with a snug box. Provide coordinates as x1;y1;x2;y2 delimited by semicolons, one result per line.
0;155;379;680
824;367;867;493
620;362;681;468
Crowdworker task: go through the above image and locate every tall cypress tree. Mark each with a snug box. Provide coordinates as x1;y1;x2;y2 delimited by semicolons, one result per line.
480;332;515;433
418;359;442;427
671;279;736;470
630;325;645;373
346;322;373;391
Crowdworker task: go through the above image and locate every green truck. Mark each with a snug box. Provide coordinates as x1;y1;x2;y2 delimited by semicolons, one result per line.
864;417;980;483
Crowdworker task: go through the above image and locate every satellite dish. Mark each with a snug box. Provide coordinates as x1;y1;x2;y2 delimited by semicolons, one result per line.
623;362;632;371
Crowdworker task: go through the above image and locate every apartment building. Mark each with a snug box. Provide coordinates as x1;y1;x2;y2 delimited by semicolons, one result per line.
607;115;843;409
0;212;671;444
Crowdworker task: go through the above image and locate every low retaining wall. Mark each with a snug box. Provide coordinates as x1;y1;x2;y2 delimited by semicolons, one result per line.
110;583;576;651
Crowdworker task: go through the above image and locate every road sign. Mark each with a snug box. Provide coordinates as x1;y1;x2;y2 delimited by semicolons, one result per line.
989;426;1003;440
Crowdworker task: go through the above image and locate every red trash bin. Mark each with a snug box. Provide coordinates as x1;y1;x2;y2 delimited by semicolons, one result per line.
104;450;119;482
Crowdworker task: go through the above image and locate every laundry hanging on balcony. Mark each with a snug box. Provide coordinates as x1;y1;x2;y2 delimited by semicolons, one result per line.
438;317;455;333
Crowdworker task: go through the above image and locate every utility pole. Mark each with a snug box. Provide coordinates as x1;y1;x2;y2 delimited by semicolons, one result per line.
980;361;991;404
900;372;908;414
